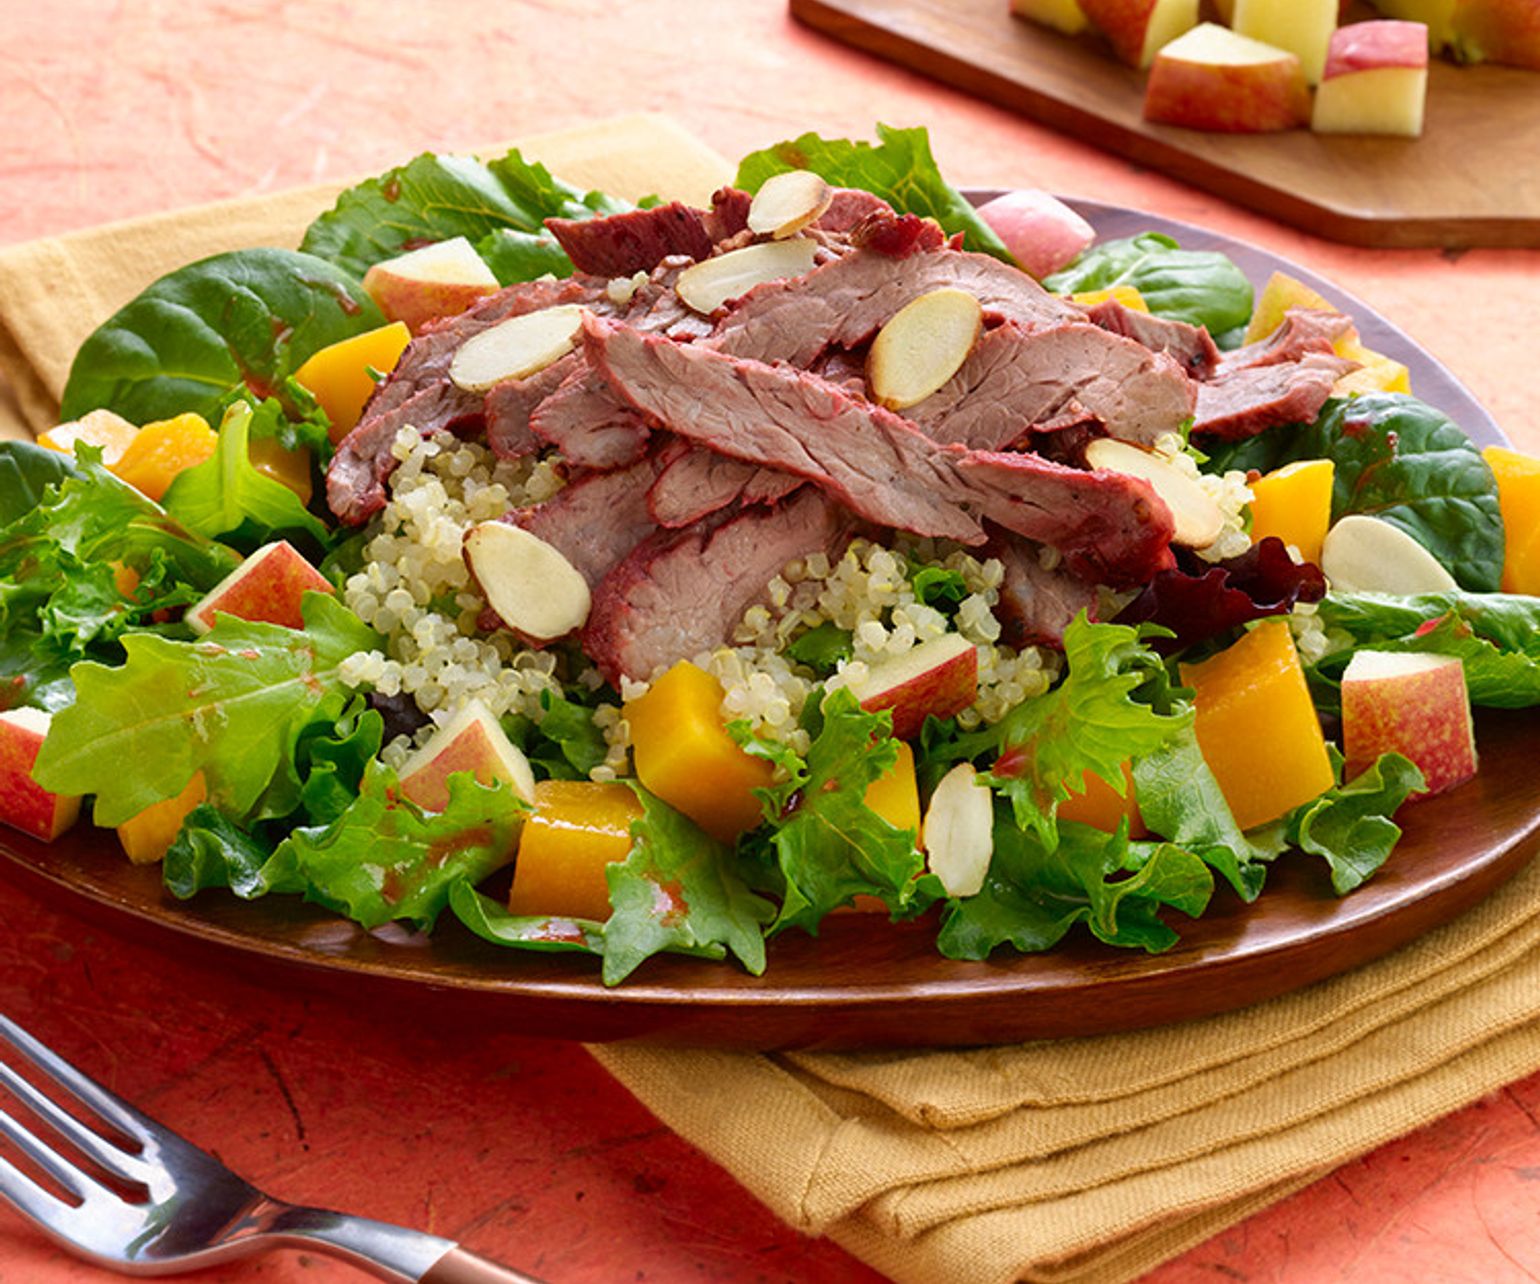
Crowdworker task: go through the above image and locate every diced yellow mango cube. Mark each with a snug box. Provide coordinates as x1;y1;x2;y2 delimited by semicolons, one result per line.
109;413;218;501
1248;458;1335;565
1057;761;1146;837
1334;337;1411;396
37;408;140;466
247;437;314;505
1070;284;1150;313
115;771;207;865
1484;445;1540;595
863;740;920;835
293;322;412;444
508;780;643;921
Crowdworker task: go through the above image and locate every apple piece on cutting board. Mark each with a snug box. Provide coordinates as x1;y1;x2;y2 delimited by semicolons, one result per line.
398;698;537;814
1313;21;1429;136
1011;0;1091;34
1341;650;1477;797
363;237;501;334
974;190;1096;280
185;541;334;635
1232;0;1339;84
1080;0;1200;66
1144;23;1311;132
1369;0;1540;70
844;634;979;741
0;708;81;842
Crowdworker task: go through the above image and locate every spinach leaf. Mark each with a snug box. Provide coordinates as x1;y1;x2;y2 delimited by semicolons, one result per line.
735;124;1012;261
785;622;853;676
1284;753;1425;894
60;249;383;427
1043;232;1253;334
1204;395;1503;591
475;229;574;284
0;442;76;528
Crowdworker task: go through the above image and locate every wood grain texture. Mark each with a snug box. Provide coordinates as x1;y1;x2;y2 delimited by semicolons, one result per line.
790;0;1540;248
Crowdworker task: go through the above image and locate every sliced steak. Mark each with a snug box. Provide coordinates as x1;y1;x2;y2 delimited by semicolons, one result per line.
704;187;753;242
816;187;894;233
986;532;1100;649
529;366;653;469
850;210;950;258
1214;307;1354;375
512;451;668;588
584;489;854;684
903;321;1196;451
647;449;803;527
483;352;580;460
583;316;1174;585
544;201;714;277
1194;350;1359;441
1079;299;1221;380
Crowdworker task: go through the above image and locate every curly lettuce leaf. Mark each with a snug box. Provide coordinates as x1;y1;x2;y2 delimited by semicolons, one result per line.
735;124;1011;261
1043;232;1253;334
163;804;296;900
33;593;378;824
1284;753;1425;894
295;701;385;825
0;442;76;528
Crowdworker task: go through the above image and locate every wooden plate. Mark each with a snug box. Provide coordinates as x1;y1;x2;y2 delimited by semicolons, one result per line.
791;0;1540;248
0;202;1532;1051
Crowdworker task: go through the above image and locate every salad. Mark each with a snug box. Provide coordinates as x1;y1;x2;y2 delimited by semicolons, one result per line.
2;125;1537;987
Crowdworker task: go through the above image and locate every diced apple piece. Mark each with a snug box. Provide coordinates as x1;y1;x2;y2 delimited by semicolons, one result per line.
508;780;643;921
37;408;139;466
1333;338;1411;396
292;321;413;444
1011;0;1090;35
1483;445;1540;595
463;521;591;643
974;190;1096;280
1372;0;1540;71
1233;0;1338;84
746;170;833;240
398;698;537;814
868;289;984;411
117;771;207;865
1144;23;1311;131
842;634;979;741
361;237;501;334
1312;21;1429;136
1081;0;1200;66
674;239;820;315
1084;438;1226;548
449;305;586;393
1243;272;1411;395
185;540;334;634
923;763;994;897
0;708;81;842
1248;458;1334;564
1320;515;1458;594
1341;651;1476;798
1244;271;1335;346
1180;619;1335;830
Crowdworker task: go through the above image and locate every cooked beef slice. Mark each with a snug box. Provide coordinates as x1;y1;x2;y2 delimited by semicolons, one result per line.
815;187;895;233
704;187;753;242
647;448;804;527
483;352;581;460
850;210;950;257
529;365;653;469
512;451;668;588
544;201;715;277
583;488;854;684
985;532;1100;649
583;316;1174;586
902;321;1196;450
1079;299;1221;380
1194;351;1359;441
1214;307;1355;375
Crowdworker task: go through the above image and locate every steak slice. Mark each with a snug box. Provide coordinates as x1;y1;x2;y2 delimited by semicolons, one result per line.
529;366;653;469
1215;307;1354;375
703;186;753;242
544;201;714;277
483;352;580;460
584;488;854;684
1079;299;1221;380
1194;350;1359;441
986;532;1099;649
513;452;667;589
816;187;894;233
583;316;1174;586
647;448;803;527
903;321;1196;451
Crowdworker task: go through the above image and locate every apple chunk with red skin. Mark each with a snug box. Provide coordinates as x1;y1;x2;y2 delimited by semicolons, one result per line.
362;237;501;335
185;541;334;634
846;634;978;741
1145;23;1311;132
1312;21;1429;136
1341;651;1477;799
398;699;537;814
0;708;82;841
974;190;1096;280
1080;0;1199;67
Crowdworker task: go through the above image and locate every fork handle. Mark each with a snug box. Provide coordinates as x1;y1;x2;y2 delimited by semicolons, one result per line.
421;1246;547;1283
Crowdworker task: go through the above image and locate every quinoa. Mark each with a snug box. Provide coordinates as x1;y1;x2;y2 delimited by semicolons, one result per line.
1152;432;1254;563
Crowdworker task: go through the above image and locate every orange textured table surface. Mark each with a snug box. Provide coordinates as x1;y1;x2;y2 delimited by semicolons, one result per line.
3;3;1540;1283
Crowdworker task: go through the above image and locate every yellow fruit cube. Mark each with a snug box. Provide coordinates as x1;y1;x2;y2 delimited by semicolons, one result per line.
293;322;412;444
863;740;920;835
1070;285;1150;312
109;413;218;501
508;780;643;921
1248;458;1335;564
1483;445;1540;595
116;772;207;865
247;437;314;504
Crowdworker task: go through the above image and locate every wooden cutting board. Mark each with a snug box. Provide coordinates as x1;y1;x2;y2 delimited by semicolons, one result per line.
790;0;1540;248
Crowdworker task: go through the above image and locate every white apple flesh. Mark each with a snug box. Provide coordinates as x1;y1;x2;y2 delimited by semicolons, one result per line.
398;698;537;814
923;763;995;897
185;540;334;635
464;521;591;643
1341;650;1477;797
674;239;820;315
844;634;979;741
0;708;82;842
867;288;984;411
449;305;587;393
1080;0;1200;67
1312;22;1429;136
362;236;501;334
1010;0;1091;37
1084;438;1226;548
1320;515;1458;594
1144;22;1312;132
974;190;1096;280
1233;0;1339;84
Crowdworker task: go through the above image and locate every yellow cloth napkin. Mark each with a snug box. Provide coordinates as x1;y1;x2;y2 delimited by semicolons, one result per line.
5;111;1539;1284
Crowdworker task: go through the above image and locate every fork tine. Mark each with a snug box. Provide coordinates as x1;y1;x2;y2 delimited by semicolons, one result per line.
0;1150;76;1226
0;1016;147;1143
0;1106;101;1205
0;1058;144;1182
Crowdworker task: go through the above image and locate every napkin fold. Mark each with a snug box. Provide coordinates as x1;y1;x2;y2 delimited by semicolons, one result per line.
5;111;1538;1284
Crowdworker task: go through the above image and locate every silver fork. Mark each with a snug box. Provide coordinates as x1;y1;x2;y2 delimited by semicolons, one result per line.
0;1014;544;1282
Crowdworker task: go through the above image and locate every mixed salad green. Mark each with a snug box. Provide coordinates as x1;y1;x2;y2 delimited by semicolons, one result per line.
4;125;1536;985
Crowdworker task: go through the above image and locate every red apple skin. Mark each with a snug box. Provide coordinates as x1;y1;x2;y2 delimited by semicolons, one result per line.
1145;49;1311;131
363;270;502;336
858;644;979;741
186;541;334;634
398;706;535;814
1341;652;1478;799
975;190;1096;280
0;709;81;842
1323;20;1429;75
1080;0;1159;64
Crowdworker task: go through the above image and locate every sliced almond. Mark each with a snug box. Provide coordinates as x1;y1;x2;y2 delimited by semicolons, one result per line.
922;762;995;898
1320;515;1458;595
867;288;983;411
1083;438;1226;548
674;239;819;315
449;304;586;393
746;170;834;239
464;521;592;642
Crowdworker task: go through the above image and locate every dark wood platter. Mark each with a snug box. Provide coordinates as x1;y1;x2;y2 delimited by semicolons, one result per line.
0;203;1531;1050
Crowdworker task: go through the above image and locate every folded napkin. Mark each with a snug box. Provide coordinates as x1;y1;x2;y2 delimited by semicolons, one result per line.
6;111;1539;1284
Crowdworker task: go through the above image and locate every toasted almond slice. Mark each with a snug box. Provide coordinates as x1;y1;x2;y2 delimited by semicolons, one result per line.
746;170;834;239
674;239;819;315
867;288;984;411
464;521;592;642
1320;514;1458;594
922;763;994;898
449;305;586;393
1083;438;1226;548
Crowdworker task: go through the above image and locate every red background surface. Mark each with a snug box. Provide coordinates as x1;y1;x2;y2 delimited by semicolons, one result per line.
2;2;1540;1281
